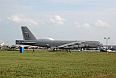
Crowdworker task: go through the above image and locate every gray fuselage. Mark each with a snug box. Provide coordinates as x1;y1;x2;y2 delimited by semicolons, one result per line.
16;39;76;47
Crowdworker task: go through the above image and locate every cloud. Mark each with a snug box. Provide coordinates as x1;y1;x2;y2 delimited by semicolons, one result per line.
82;23;91;28
74;22;81;28
8;15;65;26
95;20;110;28
75;22;91;28
8;15;39;26
74;19;110;29
50;15;65;25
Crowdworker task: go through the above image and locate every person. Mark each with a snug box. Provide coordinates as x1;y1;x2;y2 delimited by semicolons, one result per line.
32;47;35;52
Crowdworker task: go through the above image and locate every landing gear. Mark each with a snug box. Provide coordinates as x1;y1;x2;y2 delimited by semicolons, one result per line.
66;49;71;53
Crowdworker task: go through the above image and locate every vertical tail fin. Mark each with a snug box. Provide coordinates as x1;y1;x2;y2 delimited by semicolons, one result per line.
21;26;37;40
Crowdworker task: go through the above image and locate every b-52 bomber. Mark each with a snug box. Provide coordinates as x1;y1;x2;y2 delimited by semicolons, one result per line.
16;26;102;51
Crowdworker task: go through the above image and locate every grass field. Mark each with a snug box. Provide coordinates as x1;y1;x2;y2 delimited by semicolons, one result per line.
0;50;116;78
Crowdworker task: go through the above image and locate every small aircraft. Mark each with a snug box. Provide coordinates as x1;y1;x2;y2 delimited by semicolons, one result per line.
0;42;4;46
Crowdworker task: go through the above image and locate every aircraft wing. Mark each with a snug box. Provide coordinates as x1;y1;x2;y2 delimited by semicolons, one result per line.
57;41;82;49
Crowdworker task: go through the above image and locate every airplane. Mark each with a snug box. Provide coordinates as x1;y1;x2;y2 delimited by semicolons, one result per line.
0;42;10;50
0;42;4;46
16;26;102;51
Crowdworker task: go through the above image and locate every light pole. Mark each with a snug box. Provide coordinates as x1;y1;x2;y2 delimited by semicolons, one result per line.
104;37;110;51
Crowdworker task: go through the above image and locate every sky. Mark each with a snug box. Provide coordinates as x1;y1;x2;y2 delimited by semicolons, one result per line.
0;0;116;45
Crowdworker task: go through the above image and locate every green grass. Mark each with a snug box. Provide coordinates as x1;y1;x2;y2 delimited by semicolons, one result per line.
0;50;116;78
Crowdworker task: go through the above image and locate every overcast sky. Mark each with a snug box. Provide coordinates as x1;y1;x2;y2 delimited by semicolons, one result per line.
0;0;116;45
